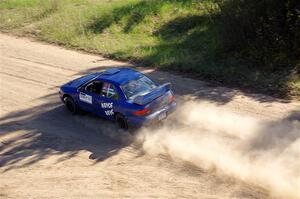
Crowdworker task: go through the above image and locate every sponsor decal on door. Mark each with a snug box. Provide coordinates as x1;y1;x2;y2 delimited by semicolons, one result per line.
79;92;92;104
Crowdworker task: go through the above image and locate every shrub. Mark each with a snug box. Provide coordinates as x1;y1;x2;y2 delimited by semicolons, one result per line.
217;0;300;71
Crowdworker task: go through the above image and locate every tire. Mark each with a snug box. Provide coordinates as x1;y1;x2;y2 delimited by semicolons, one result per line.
64;96;78;114
116;113;128;130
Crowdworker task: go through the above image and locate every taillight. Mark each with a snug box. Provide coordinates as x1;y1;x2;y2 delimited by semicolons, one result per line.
133;108;150;116
168;94;175;103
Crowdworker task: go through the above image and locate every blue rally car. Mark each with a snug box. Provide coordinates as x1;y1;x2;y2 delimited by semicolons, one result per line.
59;68;176;129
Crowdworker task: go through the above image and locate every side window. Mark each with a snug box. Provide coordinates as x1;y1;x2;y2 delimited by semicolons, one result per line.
85;81;103;95
101;82;119;100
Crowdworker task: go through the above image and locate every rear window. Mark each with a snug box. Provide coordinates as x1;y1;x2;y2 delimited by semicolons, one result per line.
121;76;156;99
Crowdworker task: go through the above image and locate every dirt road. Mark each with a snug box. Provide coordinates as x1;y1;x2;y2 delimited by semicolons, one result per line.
0;33;299;199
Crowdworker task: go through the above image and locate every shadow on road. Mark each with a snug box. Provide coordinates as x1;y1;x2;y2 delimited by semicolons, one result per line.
76;65;292;105
246;110;300;153
0;93;130;172
75;65;240;104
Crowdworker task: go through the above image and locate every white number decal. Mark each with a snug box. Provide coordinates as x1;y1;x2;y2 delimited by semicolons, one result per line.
101;102;114;116
105;109;114;116
101;102;113;109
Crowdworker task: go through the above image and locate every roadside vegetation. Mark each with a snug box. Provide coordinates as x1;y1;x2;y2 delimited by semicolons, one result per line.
0;0;299;99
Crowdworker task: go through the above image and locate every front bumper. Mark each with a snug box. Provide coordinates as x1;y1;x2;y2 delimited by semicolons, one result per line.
127;101;177;127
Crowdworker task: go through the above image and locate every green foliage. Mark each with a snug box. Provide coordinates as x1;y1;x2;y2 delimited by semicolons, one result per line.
0;0;299;98
0;0;60;29
0;0;41;8
217;0;300;71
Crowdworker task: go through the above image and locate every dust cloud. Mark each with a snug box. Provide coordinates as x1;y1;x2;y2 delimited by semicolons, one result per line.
135;101;300;199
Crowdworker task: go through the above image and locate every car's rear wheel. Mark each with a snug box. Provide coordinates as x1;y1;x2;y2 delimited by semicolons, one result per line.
64;96;78;114
116;113;128;130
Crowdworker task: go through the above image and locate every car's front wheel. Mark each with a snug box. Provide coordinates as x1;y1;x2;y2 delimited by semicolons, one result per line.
116;113;128;130
64;96;78;114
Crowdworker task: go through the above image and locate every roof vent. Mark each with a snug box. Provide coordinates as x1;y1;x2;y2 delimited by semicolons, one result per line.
102;68;120;75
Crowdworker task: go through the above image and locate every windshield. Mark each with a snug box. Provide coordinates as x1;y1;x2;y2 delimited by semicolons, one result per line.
121;76;156;99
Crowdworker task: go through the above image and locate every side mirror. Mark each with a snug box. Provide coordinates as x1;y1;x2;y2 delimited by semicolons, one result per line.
78;85;86;92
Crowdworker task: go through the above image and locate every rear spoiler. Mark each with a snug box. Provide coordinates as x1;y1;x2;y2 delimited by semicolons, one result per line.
133;83;171;105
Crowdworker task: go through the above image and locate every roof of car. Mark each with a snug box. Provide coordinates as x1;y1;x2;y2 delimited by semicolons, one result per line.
96;68;142;85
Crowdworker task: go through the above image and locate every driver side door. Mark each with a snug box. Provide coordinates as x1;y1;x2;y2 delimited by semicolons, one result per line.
96;82;120;120
78;80;120;120
78;80;103;114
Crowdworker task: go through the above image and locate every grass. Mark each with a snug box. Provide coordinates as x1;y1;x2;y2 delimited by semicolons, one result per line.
0;0;299;99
